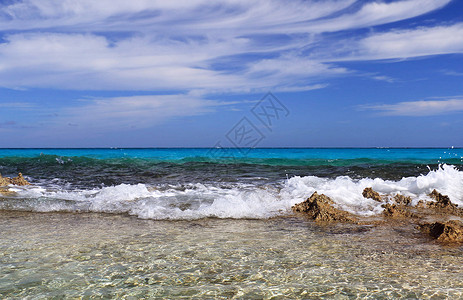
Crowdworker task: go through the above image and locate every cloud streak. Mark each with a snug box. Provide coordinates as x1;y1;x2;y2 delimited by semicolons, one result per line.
361;98;463;116
53;94;233;131
0;102;35;108
305;0;451;33
0;0;457;93
358;23;463;60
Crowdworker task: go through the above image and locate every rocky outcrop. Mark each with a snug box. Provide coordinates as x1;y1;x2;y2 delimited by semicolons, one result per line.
293;188;463;244
292;192;357;223
0;174;10;186
393;194;412;206
382;203;416;219
0;173;30;186
419;220;463;243
427;189;459;211
416;200;427;208
362;187;382;202
381;193;415;218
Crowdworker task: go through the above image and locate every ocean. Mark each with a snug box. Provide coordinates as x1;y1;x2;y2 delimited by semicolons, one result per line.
1;148;463;298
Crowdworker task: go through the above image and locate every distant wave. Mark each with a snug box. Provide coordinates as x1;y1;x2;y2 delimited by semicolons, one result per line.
1;153;462;167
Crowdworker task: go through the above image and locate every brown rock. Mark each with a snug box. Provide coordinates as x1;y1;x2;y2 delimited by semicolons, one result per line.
0;187;15;196
419;220;463;243
416;200;426;208
292;192;357;223
422;190;463;217
10;173;30;186
0;173;30;186
393;194;412;206
362;187;382;202
427;189;457;210
382;203;416;219
0;176;11;186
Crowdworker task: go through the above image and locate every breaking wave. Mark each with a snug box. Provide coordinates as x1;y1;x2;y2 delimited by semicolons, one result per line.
1;164;462;220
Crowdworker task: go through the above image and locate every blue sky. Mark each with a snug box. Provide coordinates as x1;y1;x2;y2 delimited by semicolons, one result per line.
0;0;463;147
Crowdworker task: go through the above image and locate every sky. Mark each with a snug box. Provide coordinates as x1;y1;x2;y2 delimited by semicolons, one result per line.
0;0;463;148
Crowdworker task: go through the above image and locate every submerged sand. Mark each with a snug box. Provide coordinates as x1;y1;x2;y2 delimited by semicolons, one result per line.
1;211;463;298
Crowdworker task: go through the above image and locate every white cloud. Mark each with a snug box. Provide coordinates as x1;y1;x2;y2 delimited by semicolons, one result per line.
358;23;463;59
0;33;246;90
0;0;356;32
0;32;343;92
306;0;451;33
372;75;396;83
316;22;463;62
361;98;463;116
54;94;230;130
0;0;450;36
441;69;463;76
0;0;455;93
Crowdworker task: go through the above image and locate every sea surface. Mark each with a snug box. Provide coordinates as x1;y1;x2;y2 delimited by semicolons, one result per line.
1;148;463;298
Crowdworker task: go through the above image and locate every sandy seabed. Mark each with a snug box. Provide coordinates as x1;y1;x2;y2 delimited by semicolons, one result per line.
1;211;463;299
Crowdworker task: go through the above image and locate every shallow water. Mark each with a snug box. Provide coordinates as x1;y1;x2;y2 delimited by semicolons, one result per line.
1;212;463;299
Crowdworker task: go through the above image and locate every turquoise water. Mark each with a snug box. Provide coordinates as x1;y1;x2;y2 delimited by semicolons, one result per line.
1;148;462;164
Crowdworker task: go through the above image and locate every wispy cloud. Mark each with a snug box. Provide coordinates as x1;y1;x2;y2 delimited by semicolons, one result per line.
371;75;396;83
361;98;463;116
53;94;233;131
0;102;34;108
355;23;463;60
1;0;450;35
306;0;451;33
441;69;463;76
0;0;456;93
0;0;357;32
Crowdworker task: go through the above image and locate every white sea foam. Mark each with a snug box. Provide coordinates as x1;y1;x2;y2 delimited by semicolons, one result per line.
1;165;462;219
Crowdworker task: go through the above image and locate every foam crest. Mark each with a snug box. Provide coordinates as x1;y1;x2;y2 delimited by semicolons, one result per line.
282;164;463;215
1;165;461;219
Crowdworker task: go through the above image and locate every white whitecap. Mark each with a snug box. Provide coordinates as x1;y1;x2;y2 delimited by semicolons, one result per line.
1;164;461;220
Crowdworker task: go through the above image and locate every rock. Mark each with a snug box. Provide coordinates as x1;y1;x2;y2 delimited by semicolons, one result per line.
0;173;30;186
0;173;11;186
393;194;412;206
419;220;463;243
362;187;382;202
427;190;457;210
416;200;426;208
290;189;463;246
423;189;463;217
382;203;416;219
0;174;12;186
292;192;357;223
10;173;30;186
0;187;15;195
